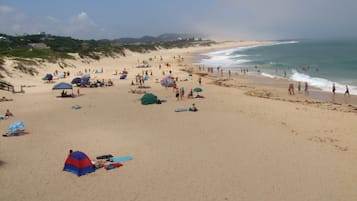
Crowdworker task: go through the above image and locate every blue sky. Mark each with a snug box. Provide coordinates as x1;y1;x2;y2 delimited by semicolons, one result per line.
1;0;357;40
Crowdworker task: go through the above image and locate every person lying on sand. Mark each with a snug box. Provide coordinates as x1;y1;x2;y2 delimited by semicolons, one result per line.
1;97;13;102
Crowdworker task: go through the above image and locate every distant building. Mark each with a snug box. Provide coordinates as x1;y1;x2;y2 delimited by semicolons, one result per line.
40;32;46;35
28;43;49;49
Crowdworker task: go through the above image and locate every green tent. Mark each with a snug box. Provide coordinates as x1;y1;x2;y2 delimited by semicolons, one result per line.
141;93;158;105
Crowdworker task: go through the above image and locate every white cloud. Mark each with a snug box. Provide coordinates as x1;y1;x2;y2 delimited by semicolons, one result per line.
0;5;14;14
76;12;89;21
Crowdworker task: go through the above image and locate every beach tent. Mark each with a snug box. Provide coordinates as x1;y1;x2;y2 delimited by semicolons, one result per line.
52;82;73;90
141;93;158;105
160;76;174;87
8;121;25;133
63;151;95;176
3;121;26;137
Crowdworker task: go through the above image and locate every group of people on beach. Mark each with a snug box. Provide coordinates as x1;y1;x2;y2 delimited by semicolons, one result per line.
288;82;309;95
288;82;351;96
331;83;350;96
174;86;195;100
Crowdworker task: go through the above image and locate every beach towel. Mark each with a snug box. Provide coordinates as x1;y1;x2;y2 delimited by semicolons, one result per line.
175;108;188;112
109;156;133;162
104;162;123;170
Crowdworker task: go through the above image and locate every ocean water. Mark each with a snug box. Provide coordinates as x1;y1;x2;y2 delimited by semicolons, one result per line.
198;39;357;95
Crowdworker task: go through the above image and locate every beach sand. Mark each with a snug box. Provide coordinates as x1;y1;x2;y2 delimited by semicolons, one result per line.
0;41;357;201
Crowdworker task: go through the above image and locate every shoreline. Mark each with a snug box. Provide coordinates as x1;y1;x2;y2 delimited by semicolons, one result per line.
191;43;357;107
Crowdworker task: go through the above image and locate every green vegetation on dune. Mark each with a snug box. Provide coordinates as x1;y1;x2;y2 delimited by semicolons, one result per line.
0;33;214;61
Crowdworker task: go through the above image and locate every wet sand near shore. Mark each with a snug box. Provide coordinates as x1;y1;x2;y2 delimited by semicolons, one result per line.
186;67;357;113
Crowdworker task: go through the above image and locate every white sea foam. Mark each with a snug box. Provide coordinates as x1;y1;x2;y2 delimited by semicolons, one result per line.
198;41;299;67
260;70;357;95
261;72;278;79
289;70;357;95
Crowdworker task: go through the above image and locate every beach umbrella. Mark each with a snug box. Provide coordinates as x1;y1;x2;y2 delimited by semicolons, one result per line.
82;73;90;79
141;93;158;105
8;121;25;133
193;87;202;93
63;151;95;177
52;82;73;90
71;77;81;84
81;74;90;86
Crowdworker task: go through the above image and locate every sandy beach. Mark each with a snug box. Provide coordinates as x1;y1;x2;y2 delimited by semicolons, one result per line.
1;41;357;201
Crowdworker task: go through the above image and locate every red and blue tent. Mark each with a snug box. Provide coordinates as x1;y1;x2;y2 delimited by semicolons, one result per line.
63;151;95;176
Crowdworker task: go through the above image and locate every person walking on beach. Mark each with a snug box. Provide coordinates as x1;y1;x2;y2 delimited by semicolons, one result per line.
297;82;301;93
304;82;309;95
198;77;202;85
228;70;231;79
332;83;336;94
344;85;350;96
288;83;295;95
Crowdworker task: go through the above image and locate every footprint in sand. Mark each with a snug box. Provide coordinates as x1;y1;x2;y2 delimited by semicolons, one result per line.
308;136;348;151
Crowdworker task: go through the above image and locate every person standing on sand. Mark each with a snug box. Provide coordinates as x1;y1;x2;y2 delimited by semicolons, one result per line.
297;82;301;93
288;83;294;95
180;87;185;100
332;83;336;94
175;88;180;100
344;85;350;96
198;77;202;85
304;82;309;95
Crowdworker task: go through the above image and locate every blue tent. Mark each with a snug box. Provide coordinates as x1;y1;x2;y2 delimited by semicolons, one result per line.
8;121;25;133
52;82;73;90
63;151;95;177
